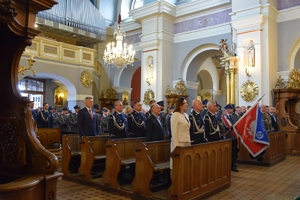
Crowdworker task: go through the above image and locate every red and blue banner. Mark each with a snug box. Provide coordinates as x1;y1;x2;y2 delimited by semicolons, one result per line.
233;103;269;157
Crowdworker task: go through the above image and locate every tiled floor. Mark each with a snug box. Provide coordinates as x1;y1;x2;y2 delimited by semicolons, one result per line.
57;156;300;200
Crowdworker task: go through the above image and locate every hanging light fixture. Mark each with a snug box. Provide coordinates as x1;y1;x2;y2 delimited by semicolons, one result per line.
103;14;135;68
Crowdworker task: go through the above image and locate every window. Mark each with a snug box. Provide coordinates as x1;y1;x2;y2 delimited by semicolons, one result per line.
132;0;143;10
18;78;45;109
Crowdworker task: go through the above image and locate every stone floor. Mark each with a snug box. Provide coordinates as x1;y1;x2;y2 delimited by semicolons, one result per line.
57;156;300;200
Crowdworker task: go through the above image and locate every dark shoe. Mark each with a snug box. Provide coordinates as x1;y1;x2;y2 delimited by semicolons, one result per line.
231;167;239;172
256;155;263;162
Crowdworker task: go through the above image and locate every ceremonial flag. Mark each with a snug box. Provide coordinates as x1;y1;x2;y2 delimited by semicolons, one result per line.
233;103;269;157
221;115;240;147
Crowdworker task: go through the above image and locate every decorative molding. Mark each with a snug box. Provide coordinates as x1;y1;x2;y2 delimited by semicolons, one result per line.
277;5;300;23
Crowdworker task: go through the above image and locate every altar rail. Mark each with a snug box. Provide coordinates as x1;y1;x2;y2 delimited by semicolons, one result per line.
168;139;232;200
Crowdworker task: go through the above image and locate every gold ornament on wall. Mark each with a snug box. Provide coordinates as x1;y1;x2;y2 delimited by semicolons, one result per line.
240;80;259;102
274;75;287;89
143;89;155;106
288;69;300;89
80;70;93;88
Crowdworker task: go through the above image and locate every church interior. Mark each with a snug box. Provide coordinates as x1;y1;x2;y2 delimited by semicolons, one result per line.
1;0;300;199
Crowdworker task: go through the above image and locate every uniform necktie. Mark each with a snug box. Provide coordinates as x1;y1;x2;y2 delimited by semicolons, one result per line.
89;109;93;120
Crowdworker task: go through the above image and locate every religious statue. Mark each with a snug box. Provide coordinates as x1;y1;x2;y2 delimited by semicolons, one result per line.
247;40;255;67
219;39;230;58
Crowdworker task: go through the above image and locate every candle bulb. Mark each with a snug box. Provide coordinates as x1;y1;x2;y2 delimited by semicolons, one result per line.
30;55;34;60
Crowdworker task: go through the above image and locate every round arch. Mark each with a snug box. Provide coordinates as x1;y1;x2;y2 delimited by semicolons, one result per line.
180;43;220;82
287;37;300;70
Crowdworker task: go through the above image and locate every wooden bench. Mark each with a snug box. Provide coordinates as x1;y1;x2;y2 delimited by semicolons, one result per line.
102;137;146;188
62;134;81;176
36;128;61;151
132;140;171;197
168;139;232;200
236;131;286;166
78;135;109;180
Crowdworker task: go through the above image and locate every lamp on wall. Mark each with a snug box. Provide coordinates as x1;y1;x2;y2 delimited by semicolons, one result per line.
103;14;135;68
146;57;154;86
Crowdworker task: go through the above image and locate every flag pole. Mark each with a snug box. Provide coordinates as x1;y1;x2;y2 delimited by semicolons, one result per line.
256;93;266;103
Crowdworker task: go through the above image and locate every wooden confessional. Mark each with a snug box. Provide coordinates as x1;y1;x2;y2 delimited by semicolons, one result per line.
273;70;300;155
0;1;62;199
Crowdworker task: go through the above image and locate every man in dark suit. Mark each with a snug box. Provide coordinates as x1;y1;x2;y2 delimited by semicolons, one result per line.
269;106;280;131
108;100;128;138
146;103;164;141
29;101;39;124
77;97;99;137
145;99;156;119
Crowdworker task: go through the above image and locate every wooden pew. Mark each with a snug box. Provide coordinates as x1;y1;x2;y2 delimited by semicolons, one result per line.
62;134;81;176
102;137;146;188
236;131;286;166
36;128;61;151
168;139;232;200
78;135;109;180
132;140;171;197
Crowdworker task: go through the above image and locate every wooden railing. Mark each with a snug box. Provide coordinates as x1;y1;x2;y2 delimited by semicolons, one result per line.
168;140;232;200
132;140;171;197
62;134;81;176
78;136;109;180
237;131;286;166
102;137;146;188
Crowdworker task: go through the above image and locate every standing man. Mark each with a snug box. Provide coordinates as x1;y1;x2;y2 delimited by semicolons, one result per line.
77;97;99;137
165;105;174;139
269;106;280;132
189;99;207;144
146;104;164;141
30;101;39;124
69;105;80;134
157;101;167;137
145;100;156;119
260;104;273;132
127;101;146;137
200;99;208;118
38;103;53;128
100;108;110;134
108;100;128;138
224;104;239;172
204;101;221;142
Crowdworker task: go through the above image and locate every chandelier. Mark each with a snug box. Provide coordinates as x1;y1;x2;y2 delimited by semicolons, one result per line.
103;14;135;68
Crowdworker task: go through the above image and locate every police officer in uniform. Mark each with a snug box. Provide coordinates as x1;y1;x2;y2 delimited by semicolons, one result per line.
189;99;207;144
69;105;80;134
108;100;128;138
127;101;146;137
223;104;239;172
58;107;72;134
38;103;53;128
204;101;221;142
100;108;109;133
200;99;208;118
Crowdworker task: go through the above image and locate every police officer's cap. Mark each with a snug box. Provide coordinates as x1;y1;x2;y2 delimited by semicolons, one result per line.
74;105;80;109
169;105;174;110
93;104;99;109
49;106;54;110
157;101;164;106
102;108;108;112
202;99;208;105
224;104;234;109
62;107;69;111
